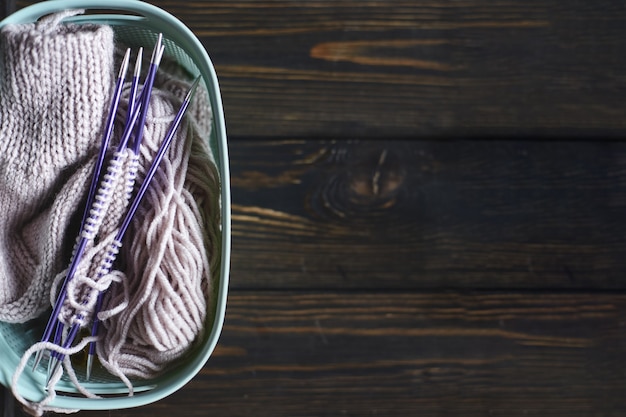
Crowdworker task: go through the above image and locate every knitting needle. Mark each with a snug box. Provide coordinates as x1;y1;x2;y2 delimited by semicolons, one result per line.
45;98;146;386
48;76;202;388
32;49;131;372
83;46;148;381
43;64;158;381
87;70;198;381
116;39;163;153
126;47;143;127
132;34;164;154
46;39;163;382
47;322;64;377
82;48;132;232
122;76;202;254
85;44;163;381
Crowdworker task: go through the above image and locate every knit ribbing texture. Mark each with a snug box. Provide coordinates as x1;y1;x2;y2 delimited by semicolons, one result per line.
0;10;114;323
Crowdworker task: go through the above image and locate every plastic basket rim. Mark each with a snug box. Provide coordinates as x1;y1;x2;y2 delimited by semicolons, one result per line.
0;0;231;411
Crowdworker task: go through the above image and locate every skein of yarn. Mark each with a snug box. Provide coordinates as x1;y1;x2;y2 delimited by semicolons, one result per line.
95;80;220;386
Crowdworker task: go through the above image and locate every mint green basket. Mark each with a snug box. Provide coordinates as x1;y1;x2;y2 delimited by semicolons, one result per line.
0;0;231;411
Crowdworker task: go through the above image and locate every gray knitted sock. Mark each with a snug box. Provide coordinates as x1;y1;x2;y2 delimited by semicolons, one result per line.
0;12;115;322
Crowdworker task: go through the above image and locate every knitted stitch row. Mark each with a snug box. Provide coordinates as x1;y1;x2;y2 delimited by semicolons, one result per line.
0;11;114;324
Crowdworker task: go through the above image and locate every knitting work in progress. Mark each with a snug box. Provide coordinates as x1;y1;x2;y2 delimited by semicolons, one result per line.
0;10;220;416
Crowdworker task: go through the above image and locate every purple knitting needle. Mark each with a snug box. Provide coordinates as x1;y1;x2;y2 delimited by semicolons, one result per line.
125;47;143;128
43;38;162;379
47;323;64;376
47;76;202;387
85;41;165;380
32;49;131;371
85;48;141;380
44;39;164;382
80;48;132;231
42;97;146;383
132;34;164;154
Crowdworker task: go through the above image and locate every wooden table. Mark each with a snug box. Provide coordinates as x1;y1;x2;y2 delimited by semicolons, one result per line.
5;1;626;415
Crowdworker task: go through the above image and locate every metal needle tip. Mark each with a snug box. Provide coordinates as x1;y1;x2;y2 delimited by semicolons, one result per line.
32;350;44;372
185;76;202;103
155;44;165;67
45;357;62;391
118;48;131;79
134;47;143;78
86;354;94;382
150;33;163;64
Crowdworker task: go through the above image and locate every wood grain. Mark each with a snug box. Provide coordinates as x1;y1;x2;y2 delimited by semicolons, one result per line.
12;0;626;138
71;292;626;417
230;139;626;289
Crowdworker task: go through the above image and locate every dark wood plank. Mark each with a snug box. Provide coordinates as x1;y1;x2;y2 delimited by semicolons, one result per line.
73;291;626;417
15;0;626;138
1;0;15;20
230;139;626;289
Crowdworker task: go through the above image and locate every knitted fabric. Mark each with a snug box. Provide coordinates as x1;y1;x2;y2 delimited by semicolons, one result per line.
0;11;115;323
51;148;137;328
